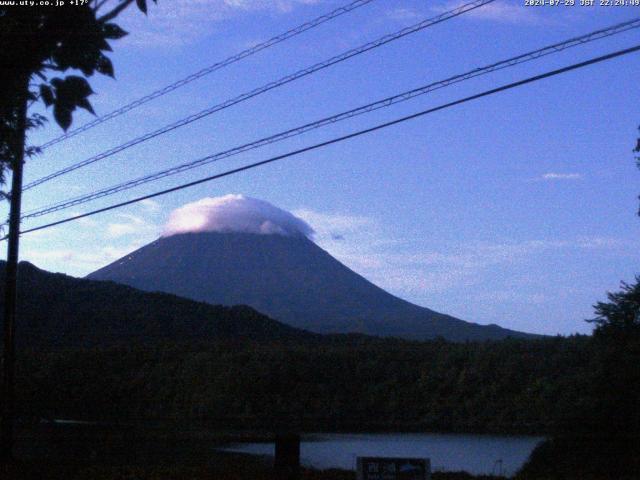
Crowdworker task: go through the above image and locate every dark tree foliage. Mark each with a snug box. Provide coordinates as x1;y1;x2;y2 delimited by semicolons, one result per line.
636;125;640;215
0;0;156;190
518;435;640;480
590;277;640;336
12;337;597;435
587;278;640;436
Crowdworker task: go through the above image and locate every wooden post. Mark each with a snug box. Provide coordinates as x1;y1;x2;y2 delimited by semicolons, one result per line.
1;74;28;464
274;433;300;480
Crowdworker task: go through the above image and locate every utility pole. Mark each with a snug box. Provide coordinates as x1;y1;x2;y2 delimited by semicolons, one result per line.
1;76;27;464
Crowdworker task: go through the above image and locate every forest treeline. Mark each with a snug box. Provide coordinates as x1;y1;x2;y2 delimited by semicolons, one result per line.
11;335;609;435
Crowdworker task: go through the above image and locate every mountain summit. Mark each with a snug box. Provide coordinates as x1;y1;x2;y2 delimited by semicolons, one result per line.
88;230;533;341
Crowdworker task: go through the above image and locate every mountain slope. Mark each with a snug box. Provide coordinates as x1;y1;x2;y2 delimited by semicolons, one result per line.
0;261;314;346
88;232;534;341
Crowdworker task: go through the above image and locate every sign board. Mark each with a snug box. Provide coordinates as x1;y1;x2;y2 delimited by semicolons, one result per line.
357;457;431;480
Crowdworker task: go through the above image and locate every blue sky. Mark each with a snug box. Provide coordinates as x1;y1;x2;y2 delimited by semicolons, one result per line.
8;0;640;335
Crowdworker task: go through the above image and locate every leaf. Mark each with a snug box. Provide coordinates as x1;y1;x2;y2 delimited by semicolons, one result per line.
136;0;147;14
61;76;94;98
99;38;113;52
103;23;128;40
53;105;72;131
77;98;95;115
96;54;114;78
25;145;43;159
76;53;100;77
27;113;48;130
50;76;97;129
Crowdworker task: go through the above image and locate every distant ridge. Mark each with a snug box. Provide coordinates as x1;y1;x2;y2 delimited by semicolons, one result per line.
88;232;536;341
0;261;312;347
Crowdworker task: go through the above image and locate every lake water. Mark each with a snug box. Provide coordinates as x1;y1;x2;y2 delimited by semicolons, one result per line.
220;433;544;477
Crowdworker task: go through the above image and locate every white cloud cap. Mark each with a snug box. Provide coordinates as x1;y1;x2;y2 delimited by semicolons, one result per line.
163;194;314;238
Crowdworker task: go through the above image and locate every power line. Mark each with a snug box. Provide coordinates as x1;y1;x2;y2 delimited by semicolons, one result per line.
36;0;378;150
23;0;495;191
11;44;640;240
19;18;640;221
